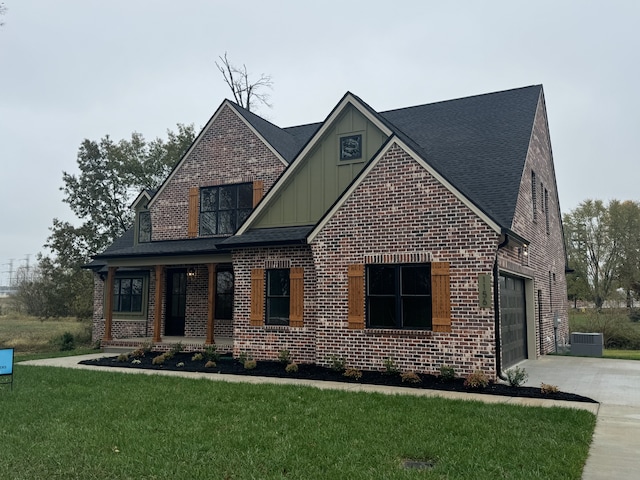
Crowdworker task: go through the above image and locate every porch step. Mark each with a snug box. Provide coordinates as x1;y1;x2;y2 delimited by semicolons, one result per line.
102;345;136;354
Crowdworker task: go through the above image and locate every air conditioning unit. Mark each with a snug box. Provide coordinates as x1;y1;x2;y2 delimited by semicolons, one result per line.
570;332;603;357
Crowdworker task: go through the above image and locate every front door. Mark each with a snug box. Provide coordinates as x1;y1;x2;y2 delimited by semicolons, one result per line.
165;270;186;336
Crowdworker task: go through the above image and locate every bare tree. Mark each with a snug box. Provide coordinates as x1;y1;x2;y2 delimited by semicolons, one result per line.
0;3;6;27
215;52;273;112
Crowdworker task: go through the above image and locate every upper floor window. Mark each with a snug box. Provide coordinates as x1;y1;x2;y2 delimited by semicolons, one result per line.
340;134;362;161
531;171;537;223
366;264;432;329
138;211;151;243
199;183;253;236
544;188;550;234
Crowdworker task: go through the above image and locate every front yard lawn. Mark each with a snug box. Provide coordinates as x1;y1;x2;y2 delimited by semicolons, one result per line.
0;365;595;479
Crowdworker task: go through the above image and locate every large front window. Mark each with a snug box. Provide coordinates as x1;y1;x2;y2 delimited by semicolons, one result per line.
113;277;144;313
367;264;432;329
266;269;290;325
199;183;253;236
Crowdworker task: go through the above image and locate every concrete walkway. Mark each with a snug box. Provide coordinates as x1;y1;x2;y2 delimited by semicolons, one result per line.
21;354;638;479
521;356;640;480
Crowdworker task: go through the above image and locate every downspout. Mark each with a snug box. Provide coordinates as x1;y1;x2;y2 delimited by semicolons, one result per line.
494;235;509;381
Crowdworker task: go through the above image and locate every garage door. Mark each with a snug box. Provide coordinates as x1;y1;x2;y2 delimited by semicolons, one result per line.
500;274;527;368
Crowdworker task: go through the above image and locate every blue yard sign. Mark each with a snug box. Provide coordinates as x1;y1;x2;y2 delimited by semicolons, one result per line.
0;348;14;390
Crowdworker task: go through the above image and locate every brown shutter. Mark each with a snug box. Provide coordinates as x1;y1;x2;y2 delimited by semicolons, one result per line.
348;264;365;329
253;180;264;207
188;187;199;238
289;267;304;327
250;268;264;326
431;262;451;332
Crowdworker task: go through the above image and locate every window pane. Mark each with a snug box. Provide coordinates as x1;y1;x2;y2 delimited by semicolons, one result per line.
113;294;121;311
138;211;151;243
114;279;122;294
132;279;143;295
200;211;217;235
216;270;234;295
238;184;253;209
368;297;396;327
120;279;132;295
218;211;234;234
401;265;430;295
268;269;289;296
267;297;290;325
219;186;235;210
237;208;252;227
201;187;218;212
368;266;395;295
121;295;132;312
215;293;233;319
131;295;142;313
402;297;431;328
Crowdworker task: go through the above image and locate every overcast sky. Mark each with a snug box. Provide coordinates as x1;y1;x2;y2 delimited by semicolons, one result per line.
1;0;638;285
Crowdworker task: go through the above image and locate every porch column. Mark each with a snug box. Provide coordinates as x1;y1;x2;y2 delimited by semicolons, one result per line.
153;265;164;343
206;263;217;345
103;266;117;342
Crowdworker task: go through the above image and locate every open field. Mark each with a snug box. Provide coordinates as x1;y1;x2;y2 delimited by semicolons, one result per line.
0;365;595;479
0;310;92;353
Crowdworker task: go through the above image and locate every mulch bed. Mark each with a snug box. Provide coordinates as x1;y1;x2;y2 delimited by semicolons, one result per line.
80;352;597;404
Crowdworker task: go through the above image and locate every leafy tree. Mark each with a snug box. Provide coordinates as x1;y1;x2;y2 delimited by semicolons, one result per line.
0;3;6;27
215;52;273;112
16;125;196;318
609;200;640;307
564;200;622;309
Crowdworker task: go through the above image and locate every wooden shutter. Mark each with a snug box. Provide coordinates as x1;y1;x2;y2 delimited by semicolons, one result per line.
348;264;365;329
289;267;304;327
188;187;199;238
253;180;264;207
250;268;264;326
431;262;451;332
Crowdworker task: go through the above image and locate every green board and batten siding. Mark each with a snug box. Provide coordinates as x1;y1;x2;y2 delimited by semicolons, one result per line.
253;105;388;228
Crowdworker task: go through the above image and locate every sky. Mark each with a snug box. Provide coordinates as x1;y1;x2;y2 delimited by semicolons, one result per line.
1;0;638;286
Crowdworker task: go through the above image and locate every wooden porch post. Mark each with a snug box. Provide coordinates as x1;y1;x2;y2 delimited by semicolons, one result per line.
103;266;117;342
206;263;217;345
153;265;164;343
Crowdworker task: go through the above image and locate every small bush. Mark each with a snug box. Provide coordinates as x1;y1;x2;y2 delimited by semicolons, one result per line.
152;354;167;366
130;348;145;359
464;370;489;389
163;350;175;360
237;351;250;365
328;354;346;372
401;371;422;384
382;357;400;376
192;353;204;362
285;362;299;374
131;359;141;365
57;332;75;351
204;345;219;362
439;365;456;381
343;368;362;380
629;309;640;323
141;343;153;354
170;342;183;355
176;362;185;368
505;366;528;387
117;353;130;363
540;383;559;394
205;360;217;368
244;359;257;370
278;349;292;364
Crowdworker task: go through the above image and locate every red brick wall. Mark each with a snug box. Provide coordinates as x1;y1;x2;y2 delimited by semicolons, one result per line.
509;93;569;354
232;246;317;363
151;104;286;241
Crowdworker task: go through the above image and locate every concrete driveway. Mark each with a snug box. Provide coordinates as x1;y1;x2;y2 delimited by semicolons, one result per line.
520;356;640;479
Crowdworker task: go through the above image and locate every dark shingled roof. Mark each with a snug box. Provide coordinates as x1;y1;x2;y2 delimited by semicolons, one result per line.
93;86;542;260
91;228;227;261
220;226;314;248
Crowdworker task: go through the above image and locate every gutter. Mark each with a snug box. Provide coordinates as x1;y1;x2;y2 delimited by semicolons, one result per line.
494;234;510;381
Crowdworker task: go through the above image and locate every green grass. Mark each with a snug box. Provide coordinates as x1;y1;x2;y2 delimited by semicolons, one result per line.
0;366;595;479
0;312;92;353
604;349;640;360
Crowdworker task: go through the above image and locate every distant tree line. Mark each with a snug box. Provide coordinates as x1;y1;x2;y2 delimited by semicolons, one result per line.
564;199;640;309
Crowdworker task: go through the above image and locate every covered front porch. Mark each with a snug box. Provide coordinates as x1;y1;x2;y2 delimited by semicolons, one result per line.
102;336;234;354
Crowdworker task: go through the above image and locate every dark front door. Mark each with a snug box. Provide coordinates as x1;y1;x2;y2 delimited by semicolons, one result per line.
165;270;186;336
500;274;527;369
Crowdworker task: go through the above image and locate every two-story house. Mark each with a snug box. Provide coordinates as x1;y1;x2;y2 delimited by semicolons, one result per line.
88;85;568;378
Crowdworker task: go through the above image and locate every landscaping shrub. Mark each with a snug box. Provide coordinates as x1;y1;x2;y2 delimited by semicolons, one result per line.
343;368;362;380
464;370;489;389
55;332;75;351
285;362;298;374
401;371;422;384
382;357;400;375
204;345;219;362
540;383;559;394
439;365;456;381
327;354;346;372
243;359;257;370
505;366;528;387
278;349;292;364
191;353;204;362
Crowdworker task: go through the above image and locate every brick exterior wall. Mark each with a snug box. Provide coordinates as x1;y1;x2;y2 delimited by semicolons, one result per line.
232;246;317;363
151;104;286;241
310;144;501;376
508;93;569;354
